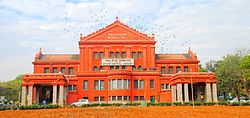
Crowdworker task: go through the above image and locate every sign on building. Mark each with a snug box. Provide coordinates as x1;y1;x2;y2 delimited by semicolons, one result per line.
102;59;134;66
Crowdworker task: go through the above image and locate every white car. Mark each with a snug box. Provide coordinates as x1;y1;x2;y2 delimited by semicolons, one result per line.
71;99;89;106
228;97;249;103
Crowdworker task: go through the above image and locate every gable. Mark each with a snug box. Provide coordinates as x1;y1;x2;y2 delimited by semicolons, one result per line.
81;20;154;41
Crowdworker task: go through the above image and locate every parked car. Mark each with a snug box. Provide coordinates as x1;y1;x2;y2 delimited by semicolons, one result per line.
228;97;249;103
71;99;89;106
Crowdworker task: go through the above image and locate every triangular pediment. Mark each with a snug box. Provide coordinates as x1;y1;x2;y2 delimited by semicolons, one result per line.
80;20;154;41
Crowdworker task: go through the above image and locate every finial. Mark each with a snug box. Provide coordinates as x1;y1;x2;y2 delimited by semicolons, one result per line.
80;33;82;37
115;16;119;20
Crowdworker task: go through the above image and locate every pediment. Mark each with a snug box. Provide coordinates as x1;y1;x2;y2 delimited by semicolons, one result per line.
81;20;154;41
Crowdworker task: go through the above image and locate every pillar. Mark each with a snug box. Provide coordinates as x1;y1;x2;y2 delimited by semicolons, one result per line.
206;83;212;102
171;85;176;102
212;83;218;102
177;84;183;102
21;86;27;105
58;85;64;105
27;85;33;105
184;84;189;102
52;85;57;104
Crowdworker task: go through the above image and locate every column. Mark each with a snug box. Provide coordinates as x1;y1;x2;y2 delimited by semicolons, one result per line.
206;83;212;102
58;85;64;105
184;84;189;102
21;86;27;105
171;85;176;102
28;85;33;105
52;85;57;104
212;83;218;102
177;84;183;102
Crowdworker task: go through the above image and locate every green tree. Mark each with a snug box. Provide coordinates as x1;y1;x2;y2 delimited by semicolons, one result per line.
0;75;23;101
216;49;250;101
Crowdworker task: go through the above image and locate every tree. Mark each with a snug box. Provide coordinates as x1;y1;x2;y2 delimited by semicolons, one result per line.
0;75;23;101
215;49;250;101
205;60;217;72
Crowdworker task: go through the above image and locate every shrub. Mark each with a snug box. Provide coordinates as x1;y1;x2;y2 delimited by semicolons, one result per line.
172;102;182;106
182;102;192;106
218;102;227;105
203;102;216;106
100;103;111;106
194;102;202;106
232;102;240;106
241;102;250;106
112;103;122;106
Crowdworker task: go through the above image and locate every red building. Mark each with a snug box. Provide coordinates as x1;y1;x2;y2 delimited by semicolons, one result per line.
21;19;217;105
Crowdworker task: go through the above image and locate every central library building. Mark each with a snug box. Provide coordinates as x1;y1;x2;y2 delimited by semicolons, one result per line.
21;19;217;105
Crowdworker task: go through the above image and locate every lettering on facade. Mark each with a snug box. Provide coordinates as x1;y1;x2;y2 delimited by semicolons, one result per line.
102;58;134;65
107;33;128;39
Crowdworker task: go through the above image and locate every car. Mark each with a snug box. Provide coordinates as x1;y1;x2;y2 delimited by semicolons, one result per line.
71;99;89;107
228;97;249;103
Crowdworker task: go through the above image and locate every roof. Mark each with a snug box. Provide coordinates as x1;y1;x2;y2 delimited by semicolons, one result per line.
155;54;193;60
38;54;79;61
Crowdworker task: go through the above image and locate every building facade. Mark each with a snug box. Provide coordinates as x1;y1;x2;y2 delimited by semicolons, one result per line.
21;20;217;105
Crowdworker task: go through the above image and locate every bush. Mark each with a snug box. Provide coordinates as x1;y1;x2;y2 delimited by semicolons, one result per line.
194;102;202;106
172;102;182;106
218;102;227;105
241;102;250;106
182;102;192;106
100;103;112;106
232;102;240;106
112;103;122;106
203;102;216;106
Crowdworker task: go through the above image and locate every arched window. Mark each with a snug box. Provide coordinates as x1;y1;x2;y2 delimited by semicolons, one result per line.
100;66;104;71
138;66;142;71
93;66;98;71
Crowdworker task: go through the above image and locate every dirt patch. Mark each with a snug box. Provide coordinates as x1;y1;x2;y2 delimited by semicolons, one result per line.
0;106;249;118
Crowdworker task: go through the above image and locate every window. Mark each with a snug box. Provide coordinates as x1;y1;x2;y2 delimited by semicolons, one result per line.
122;52;126;58
134;80;144;89
134;96;139;100
60;67;66;74
99;52;104;59
52;67;58;73
137;52;142;58
110;52;114;58
100;96;104;101
184;66;188;72
94;80;104;90
109;79;130;90
112;96;116;101
132;66;136;71
100;66;104;71
138;66;142;71
161;67;166;74
68;85;76;91
122;66;126;70
116;66;120;70
161;84;170;90
132;52;136;58
115;52;120;58
118;96;122;101
44;67;49;73
94;52;98;59
124;96;128;100
176;66;181;73
94;96;104;101
140;96;144;100
168;67;173;74
93;66;98;71
83;80;88;90
69;67;74;75
110;66;114;70
117;79;122;89
150;80;154;89
94;97;99;101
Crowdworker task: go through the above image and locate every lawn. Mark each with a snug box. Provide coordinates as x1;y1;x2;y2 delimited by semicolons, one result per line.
0;106;249;118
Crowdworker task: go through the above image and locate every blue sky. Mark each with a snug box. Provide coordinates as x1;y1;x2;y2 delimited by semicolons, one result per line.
0;0;249;81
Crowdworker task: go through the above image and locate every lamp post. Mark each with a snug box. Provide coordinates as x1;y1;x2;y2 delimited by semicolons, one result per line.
190;69;194;107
